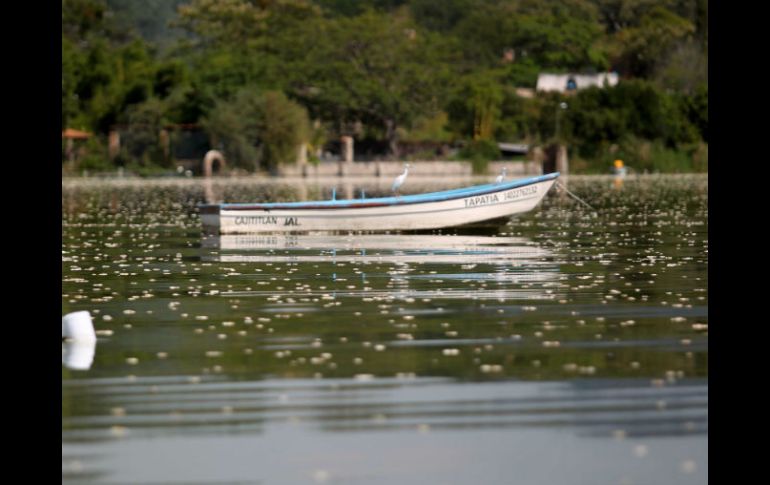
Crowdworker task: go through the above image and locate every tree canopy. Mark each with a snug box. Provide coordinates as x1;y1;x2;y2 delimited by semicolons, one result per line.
62;0;709;173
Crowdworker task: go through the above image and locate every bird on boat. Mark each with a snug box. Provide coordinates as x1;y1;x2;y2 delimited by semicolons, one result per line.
495;166;507;184
391;163;410;195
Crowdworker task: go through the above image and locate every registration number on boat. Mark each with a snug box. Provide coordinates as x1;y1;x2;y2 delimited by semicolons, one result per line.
464;185;537;208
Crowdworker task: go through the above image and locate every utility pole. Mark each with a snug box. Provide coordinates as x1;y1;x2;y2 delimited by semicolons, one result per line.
555;102;568;141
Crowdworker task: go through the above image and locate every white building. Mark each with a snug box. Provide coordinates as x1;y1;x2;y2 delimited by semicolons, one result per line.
536;72;619;93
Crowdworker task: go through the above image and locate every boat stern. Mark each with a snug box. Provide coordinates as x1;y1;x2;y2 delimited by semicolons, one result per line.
199;204;221;234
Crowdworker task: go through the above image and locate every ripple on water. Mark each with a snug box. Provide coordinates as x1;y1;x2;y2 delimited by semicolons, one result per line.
62;175;707;484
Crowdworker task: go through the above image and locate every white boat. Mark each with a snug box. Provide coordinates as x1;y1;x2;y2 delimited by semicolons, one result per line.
200;172;559;234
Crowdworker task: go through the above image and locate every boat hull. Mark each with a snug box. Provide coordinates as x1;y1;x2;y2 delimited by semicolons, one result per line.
201;174;558;234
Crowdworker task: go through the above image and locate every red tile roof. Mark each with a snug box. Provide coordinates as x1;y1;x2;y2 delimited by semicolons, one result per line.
62;128;92;139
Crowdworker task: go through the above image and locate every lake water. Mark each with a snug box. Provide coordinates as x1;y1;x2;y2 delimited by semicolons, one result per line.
62;174;708;484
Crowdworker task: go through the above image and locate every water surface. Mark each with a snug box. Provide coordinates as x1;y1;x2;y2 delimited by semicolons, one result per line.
62;174;707;484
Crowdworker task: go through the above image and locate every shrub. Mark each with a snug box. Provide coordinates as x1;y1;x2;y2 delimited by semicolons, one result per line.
458;139;501;174
203;89;310;173
599;136;700;174
76;137;113;172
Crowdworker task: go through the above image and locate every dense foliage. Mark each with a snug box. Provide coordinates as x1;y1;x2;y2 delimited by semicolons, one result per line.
62;0;708;173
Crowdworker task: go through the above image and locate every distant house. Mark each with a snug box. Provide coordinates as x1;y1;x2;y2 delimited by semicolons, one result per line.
515;88;535;99
62;128;92;163
536;73;619;93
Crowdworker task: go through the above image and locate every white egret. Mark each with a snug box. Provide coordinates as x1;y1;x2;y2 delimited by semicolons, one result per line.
495;166;507;184
391;163;410;195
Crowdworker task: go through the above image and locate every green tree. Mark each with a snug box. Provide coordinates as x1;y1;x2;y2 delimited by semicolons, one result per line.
452;0;608;71
653;38;707;94
681;83;707;142
175;0;320;98
203;89;310;172
590;0;680;33
63;0;186;134
105;0;189;50
63;0;126;42
62;37;86;129
564;80;700;158
120;97;169;167
313;0;407;17
61;0;708;174
609;6;694;77
256;91;311;172
496;85;534;141
284;9;452;157
176;0;319;46
447;70;504;142
410;0;474;32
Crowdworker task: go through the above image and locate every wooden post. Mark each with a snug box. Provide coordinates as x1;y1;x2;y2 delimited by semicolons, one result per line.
555;144;569;174
108;130;120;160
159;129;170;162
542;144;568;175
341;136;354;163
297;142;308;177
541;145;556;174
343;182;354;200
66;138;75;162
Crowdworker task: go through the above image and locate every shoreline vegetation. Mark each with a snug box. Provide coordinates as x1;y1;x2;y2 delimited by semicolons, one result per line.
63;0;708;176
61;173;708;186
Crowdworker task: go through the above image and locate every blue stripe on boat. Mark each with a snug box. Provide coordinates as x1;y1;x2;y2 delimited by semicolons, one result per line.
206;173;559;211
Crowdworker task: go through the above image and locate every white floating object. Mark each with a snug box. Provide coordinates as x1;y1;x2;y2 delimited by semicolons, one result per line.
62;340;96;370
62;311;96;342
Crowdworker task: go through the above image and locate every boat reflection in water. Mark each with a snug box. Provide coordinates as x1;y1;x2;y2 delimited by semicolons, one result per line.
62;340;96;371
202;233;562;301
